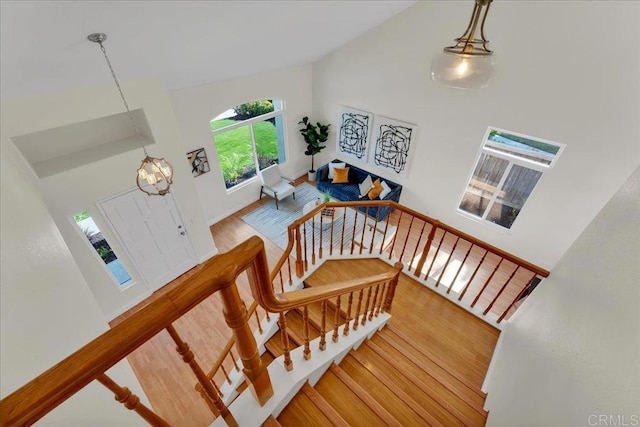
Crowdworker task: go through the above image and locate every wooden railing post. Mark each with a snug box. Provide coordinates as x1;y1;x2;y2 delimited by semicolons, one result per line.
96;373;169;427
295;226;304;277
219;282;274;405
165;325;237;426
383;262;404;313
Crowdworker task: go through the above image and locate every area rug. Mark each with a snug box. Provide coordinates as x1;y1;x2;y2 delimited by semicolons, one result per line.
242;183;395;254
242;182;323;250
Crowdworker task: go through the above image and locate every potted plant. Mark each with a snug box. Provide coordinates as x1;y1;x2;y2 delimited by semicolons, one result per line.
298;116;330;181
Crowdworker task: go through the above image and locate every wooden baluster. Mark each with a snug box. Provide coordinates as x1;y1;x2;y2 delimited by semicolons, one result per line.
218;283;274;405
424;230;446;280
332;296;342;342
471;258;504;308
302;305;311;360
447;243;473;294
368;209;382;254
459;250;488;300
97;373;170;427
311;215;316;264
278;270;284;293
195;383;219;415
295;226;304;277
340;206;347;255
165;325;236;425
361;287;373;326
379;209;392;256
408;220;427;272
398;215;415;264
264;309;271;322
254;310;263;334
319;212;324;258
484;265;521;315
383;263;403;312
369;284;381;321
358;209;368;254
353;289;364;330
350;210;359;254
278;313;293;371
303;221;308;271
230;349;240;371
220;364;231;384
387;211;403;259
319;300;327;350
498;274;537;323
343;292;354;336
435;236;460;287
286;249;293;285
374;283;386;317
329;209;336;255
413;222;437;277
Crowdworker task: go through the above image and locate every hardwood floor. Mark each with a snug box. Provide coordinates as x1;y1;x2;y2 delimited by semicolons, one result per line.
111;180;501;426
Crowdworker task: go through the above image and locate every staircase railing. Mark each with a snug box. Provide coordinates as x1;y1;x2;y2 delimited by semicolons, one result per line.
286;200;549;324
0;237;275;427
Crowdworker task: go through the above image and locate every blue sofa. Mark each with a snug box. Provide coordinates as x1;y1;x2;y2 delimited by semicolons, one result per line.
316;160;402;220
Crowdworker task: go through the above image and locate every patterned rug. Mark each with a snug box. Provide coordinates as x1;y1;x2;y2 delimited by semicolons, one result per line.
242;182;323;250
243;183;395;254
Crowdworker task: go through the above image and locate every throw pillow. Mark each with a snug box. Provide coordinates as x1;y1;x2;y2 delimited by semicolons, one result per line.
328;162;346;179
332;167;350;183
358;175;374;198
379;181;392;199
368;178;383;199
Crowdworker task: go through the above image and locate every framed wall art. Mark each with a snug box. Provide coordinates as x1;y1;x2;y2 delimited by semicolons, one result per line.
186;148;210;177
368;116;417;178
336;106;373;162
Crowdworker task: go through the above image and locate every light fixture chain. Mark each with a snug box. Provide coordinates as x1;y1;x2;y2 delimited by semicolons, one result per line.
97;41;148;156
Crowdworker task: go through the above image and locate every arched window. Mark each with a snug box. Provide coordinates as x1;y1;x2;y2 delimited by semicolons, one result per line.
211;99;286;190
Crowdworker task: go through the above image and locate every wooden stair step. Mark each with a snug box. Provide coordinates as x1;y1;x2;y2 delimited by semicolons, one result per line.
339;353;437;426
262;414;282;427
276;382;335;427
385;323;488;390
354;342;471;426
313;364;392;426
295;301;337;333
282;309;320;344
379;325;487;408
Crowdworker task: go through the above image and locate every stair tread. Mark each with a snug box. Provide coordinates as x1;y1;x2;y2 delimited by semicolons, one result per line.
314;365;390;426
340;353;438;426
276;383;334;427
358;340;485;426
379;326;487;406
262;415;281;427
300;382;349;427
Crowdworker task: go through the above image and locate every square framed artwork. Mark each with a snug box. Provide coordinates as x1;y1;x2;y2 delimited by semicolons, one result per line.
186;148;210;177
336;106;373;162
368;116;418;178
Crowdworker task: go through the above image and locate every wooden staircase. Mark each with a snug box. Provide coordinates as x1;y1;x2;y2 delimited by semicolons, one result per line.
259;296;489;426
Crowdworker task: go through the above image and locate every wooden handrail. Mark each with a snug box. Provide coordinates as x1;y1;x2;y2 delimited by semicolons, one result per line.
251;262;404;312
0;237;268;426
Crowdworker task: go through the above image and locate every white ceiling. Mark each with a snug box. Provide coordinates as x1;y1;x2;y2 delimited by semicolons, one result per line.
0;0;415;101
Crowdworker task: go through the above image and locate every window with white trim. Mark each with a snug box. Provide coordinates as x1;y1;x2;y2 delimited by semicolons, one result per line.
211;99;286;190
458;128;564;229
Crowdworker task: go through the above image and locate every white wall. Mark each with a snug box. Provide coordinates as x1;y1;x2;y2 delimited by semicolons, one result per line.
170;65;313;225
1;78;217;319
0;133;148;425
483;166;640;426
311;1;640;270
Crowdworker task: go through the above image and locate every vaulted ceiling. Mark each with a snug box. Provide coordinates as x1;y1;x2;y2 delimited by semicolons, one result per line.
0;0;415;101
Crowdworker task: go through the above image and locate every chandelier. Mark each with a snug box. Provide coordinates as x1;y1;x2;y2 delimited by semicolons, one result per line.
88;33;173;196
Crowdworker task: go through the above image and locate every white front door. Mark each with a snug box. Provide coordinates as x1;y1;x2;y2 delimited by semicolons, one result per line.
99;189;197;292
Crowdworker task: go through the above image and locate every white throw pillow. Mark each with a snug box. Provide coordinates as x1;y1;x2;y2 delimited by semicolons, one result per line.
359;175;373;198
328;162;346;179
379;181;392;199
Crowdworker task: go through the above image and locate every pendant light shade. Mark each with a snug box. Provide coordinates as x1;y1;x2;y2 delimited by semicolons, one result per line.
431;51;495;89
88;32;174;196
431;0;495;89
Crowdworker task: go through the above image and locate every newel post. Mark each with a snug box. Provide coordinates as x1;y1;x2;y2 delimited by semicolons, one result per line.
383;262;404;313
219;283;274;405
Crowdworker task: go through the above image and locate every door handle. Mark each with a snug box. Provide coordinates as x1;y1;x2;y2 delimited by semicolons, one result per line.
180;231;186;236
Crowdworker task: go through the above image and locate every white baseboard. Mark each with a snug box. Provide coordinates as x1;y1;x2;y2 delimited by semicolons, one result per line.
105;290;153;322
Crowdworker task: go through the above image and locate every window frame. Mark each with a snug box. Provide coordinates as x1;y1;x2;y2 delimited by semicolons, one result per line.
456;126;565;231
211;103;286;193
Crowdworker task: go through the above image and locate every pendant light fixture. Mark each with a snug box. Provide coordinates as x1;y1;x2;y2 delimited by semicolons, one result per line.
88;33;173;196
431;0;495;89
